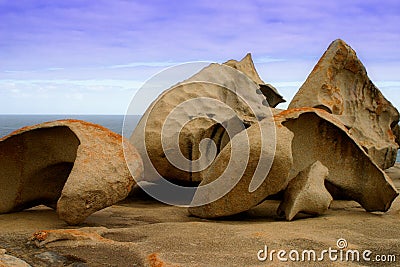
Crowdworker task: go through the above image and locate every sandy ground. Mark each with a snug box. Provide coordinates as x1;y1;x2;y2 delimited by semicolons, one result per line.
1;163;400;267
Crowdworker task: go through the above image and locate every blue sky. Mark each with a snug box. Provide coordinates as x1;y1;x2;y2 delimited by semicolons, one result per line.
0;0;399;114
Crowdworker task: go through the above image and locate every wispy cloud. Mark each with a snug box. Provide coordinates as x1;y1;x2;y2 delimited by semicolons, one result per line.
107;61;184;69
0;79;143;114
2;0;400;70
0;0;399;114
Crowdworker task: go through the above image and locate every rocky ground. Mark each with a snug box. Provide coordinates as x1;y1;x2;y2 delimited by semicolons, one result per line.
0;163;399;267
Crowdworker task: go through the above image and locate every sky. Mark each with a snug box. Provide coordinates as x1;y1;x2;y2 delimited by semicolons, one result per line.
0;0;399;114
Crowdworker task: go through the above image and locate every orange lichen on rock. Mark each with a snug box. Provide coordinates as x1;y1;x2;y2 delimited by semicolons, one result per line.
30;228;112;247
0;119;143;225
146;253;179;267
289;39;399;169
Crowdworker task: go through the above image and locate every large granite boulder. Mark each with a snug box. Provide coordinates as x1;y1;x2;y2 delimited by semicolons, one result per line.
277;161;332;221
289;39;399;169
275;108;398;212
130;63;273;184
188;116;293;218
224;53;286;107
0;120;143;225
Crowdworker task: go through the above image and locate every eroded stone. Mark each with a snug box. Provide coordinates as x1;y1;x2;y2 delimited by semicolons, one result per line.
0;120;143;225
289;39;399;169
275;108;398;212
188;116;293;218
277;161;332;221
224;53;285;107
130;63;272;184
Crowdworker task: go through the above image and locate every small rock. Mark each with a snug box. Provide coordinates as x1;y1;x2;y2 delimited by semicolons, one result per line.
0;252;31;267
278;161;332;220
30;227;110;247
385;163;400;181
35;251;69;265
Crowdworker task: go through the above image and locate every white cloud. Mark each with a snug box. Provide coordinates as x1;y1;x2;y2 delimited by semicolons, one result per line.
0;79;144;114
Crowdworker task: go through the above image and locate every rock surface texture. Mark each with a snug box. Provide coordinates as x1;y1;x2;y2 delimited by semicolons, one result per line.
394;124;400;146
0;120;142;225
224;53;286;108
188;116;294;218
275;108;398;212
385;162;400;181
130;63;274;183
277;161;332;220
289;39;399;170
0;249;31;267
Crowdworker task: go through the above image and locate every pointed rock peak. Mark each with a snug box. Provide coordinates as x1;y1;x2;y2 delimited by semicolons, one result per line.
318;38;365;75
239;53;256;68
289;39;400;169
243;52;253;60
223;54;286;107
324;39;352;53
331;38;348;46
223;52;264;85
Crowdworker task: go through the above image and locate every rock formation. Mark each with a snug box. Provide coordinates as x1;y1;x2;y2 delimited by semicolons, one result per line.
1;40;398;227
289;39;399;170
394;124;400;146
188;116;294;218
277;161;332;221
0;120;143;225
1;249;31;267
385;162;400;181
130;63;275;184
275;108;398;212
224;53;286;107
190;107;398;219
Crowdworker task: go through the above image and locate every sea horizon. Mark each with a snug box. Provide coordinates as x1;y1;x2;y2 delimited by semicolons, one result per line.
0;114;399;163
0;114;141;138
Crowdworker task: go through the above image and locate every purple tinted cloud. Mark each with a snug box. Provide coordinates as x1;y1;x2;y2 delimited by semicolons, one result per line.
0;0;399;114
1;0;399;70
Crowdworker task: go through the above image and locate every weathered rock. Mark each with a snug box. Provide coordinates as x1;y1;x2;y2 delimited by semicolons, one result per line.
277;161;332;221
224;53;286;107
34;252;71;265
188;116;294;218
289;39;400;169
394;124;400;146
30;227;110;247
0;249;31;267
130;63;273;183
385;162;400;181
275;108;398;212
0;120;143;225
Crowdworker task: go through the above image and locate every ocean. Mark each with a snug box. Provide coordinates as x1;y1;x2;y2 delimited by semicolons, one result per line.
0;115;399;162
0;115;138;137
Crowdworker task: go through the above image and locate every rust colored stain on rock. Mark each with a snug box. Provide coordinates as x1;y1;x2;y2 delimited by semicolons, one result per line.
146;253;179;267
0;119;143;225
147;253;165;267
288;39;399;169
